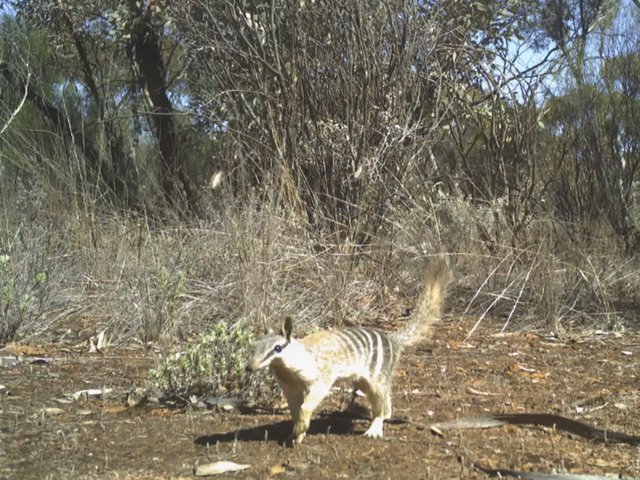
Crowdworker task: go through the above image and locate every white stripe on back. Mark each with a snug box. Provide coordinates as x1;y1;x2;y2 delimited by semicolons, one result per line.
372;329;384;378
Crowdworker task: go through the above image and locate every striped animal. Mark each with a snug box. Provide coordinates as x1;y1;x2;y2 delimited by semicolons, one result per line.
246;261;451;444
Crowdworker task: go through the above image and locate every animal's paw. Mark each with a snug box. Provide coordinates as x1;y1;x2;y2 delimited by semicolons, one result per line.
363;417;384;438
286;431;306;447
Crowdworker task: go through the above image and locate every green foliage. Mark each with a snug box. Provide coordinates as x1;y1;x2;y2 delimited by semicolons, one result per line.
0;254;48;344
149;323;255;398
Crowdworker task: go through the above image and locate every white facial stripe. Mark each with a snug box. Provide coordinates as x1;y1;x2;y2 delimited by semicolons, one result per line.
261;347;279;364
254;336;288;366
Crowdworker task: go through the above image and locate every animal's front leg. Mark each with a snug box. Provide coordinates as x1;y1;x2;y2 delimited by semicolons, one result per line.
282;388;303;443
291;383;331;444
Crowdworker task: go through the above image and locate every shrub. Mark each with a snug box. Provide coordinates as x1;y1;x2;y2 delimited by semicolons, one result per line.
149;322;256;399
0;254;48;345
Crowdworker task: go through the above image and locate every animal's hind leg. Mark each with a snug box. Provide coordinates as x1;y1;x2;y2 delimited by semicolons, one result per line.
363;383;389;438
383;386;393;419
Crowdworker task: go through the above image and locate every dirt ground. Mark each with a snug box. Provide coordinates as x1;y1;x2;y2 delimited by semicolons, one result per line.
1;318;639;480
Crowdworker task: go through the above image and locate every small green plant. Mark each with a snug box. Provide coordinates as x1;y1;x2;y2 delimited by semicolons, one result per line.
149;322;255;399
0;254;47;344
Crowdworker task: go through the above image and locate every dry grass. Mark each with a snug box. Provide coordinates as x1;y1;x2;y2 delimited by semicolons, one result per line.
1;181;639;350
1;165;639;409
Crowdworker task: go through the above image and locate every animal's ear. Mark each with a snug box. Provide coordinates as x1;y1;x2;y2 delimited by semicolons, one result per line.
282;316;293;342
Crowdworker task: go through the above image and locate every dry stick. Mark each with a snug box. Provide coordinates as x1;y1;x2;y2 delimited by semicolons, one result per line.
332;410;640;446
465;251;528;339
500;243;542;334
461;253;511;338
304;409;640;479
0;67;30;136
430;412;640;445
422;412;639;478
472;460;618;480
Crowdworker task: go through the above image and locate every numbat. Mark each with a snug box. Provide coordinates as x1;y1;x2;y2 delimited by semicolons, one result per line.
246;261;451;444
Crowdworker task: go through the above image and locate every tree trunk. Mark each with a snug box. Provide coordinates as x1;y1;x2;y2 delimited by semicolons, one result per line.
129;2;196;214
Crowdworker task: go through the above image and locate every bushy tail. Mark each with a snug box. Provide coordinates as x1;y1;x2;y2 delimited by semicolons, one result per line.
394;260;452;346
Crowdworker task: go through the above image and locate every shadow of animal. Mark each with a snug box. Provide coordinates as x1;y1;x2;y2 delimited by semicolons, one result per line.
194;411;363;446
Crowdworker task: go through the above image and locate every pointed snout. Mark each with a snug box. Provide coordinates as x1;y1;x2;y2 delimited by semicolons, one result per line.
246;358;260;373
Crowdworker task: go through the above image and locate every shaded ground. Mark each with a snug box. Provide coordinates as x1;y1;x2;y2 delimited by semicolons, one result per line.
1;318;639;479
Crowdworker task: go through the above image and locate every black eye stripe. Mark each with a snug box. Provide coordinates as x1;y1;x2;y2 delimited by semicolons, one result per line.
274;343;288;353
260;342;288;364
